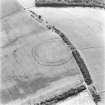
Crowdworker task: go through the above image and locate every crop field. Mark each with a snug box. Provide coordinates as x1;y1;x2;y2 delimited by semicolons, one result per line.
0;0;105;105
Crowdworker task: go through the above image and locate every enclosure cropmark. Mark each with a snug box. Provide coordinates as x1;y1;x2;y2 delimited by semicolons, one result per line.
32;38;72;66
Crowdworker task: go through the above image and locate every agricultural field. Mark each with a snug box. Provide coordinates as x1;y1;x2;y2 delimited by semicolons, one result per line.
0;0;105;105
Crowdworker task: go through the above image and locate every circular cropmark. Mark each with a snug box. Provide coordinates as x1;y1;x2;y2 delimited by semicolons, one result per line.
32;38;72;66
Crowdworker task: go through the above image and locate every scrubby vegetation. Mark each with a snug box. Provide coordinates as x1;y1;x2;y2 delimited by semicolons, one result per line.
35;0;105;8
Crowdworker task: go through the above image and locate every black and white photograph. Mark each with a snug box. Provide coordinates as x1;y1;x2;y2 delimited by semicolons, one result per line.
0;0;105;105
